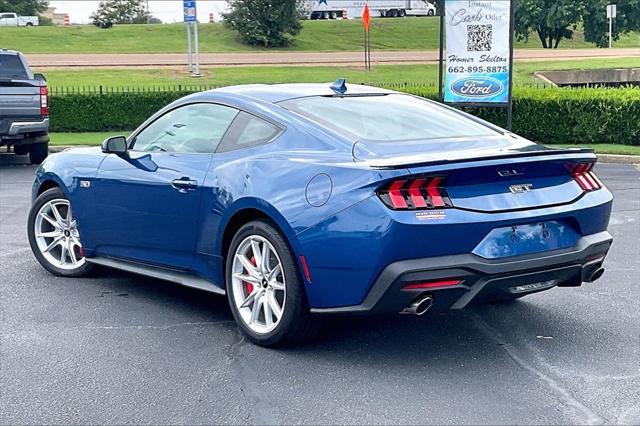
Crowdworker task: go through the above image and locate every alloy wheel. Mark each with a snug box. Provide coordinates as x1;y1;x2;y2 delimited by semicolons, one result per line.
33;199;85;270
231;235;286;334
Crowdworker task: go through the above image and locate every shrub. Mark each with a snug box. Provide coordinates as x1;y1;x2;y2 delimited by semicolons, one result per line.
49;86;640;146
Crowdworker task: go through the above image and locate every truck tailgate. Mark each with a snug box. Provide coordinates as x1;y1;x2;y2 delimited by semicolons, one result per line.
0;84;41;117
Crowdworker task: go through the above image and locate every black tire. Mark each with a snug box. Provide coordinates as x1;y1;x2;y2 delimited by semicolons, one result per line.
226;219;320;347
390;9;399;17
399;9;406;17
27;187;94;277
29;142;48;165
321;11;329;20
26;22;33;26
14;145;29;155
329;11;337;19
428;9;435;16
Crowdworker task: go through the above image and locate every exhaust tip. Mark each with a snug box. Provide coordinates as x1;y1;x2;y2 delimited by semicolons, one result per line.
403;294;433;316
589;267;605;282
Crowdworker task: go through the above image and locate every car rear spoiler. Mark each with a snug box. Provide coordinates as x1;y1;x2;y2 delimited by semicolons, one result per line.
360;147;597;169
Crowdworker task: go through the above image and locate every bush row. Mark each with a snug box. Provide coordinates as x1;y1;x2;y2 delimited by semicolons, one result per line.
49;86;640;146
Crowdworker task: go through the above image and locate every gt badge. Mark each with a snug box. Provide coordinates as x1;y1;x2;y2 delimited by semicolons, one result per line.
509;183;533;193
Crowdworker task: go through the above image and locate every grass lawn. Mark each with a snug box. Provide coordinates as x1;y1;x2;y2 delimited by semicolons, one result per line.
50;132;129;146
49;133;640;156
557;144;640;156
5;20;640;54
39;57;640;90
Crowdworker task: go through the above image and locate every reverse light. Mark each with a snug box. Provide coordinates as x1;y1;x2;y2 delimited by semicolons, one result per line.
568;162;602;192
40;86;49;116
402;279;462;290
378;176;453;210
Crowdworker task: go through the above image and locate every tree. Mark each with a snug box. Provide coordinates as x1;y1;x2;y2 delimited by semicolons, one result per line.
90;0;149;26
515;0;586;49
223;0;304;47
0;0;48;15
582;0;640;47
515;0;640;49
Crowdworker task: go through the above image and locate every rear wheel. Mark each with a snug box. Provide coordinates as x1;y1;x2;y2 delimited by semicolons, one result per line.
329;11;337;19
398;9;406;17
226;220;319;347
14;144;29;155
28;188;94;277
29;142;48;165
427;9;435;16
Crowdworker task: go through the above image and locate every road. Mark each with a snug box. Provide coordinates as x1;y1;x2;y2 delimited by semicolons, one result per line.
1;154;639;424
25;48;640;68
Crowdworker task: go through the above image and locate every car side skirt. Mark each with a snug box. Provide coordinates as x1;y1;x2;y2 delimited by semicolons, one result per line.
86;256;225;295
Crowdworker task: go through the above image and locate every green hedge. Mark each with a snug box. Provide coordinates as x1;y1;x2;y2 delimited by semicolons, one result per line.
50;86;640;146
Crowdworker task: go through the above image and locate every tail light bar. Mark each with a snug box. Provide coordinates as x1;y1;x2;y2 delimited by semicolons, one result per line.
40;86;49;116
378;176;453;210
568;162;602;192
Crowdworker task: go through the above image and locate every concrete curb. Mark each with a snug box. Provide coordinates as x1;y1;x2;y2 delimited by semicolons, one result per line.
49;145;640;164
596;154;640;165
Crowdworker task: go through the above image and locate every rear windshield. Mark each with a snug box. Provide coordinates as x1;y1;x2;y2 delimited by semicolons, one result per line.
280;94;500;142
0;54;28;79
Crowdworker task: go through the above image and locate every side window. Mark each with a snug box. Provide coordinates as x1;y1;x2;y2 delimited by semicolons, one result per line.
217;112;282;153
131;103;239;154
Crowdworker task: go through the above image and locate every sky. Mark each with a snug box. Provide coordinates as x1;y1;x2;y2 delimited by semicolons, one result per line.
49;0;230;24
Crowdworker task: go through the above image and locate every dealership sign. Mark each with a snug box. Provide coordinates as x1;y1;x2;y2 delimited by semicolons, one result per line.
444;0;511;104
183;0;197;23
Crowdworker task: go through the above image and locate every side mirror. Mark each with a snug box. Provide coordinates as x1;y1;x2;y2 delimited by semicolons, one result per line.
33;73;47;82
101;135;128;156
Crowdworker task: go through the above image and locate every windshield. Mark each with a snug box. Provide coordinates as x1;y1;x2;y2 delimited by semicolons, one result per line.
280;94;500;142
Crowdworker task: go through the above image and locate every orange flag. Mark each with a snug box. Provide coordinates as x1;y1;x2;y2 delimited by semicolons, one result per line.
362;3;371;32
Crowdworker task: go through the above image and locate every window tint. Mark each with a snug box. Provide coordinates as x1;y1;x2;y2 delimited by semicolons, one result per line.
280;94;499;142
0;55;28;79
217;112;282;153
132;103;238;154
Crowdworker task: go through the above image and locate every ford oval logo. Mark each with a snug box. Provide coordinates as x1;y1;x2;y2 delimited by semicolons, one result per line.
451;77;503;98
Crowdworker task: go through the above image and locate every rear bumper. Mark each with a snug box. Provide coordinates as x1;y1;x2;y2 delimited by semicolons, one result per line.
310;231;612;314
1;117;49;138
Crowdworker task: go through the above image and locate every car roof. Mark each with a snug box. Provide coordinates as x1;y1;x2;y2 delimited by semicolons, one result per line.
209;82;395;104
0;49;20;56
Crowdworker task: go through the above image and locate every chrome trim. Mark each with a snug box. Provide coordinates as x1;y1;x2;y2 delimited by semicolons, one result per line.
8;118;49;135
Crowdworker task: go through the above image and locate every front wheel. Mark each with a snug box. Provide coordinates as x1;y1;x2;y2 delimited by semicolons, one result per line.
28;188;94;277
226;220;319;347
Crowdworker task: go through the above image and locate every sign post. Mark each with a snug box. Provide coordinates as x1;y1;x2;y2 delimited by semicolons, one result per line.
439;0;514;129
183;0;200;77
607;4;616;49
362;3;371;71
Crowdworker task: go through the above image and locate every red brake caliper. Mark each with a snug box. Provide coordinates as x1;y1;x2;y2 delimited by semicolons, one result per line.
244;256;256;296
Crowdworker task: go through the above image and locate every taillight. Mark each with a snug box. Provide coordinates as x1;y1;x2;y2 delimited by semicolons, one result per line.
40;86;49;116
568;162;602;192
378;176;453;210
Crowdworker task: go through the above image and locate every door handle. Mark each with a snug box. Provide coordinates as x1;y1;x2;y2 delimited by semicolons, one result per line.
171;177;198;192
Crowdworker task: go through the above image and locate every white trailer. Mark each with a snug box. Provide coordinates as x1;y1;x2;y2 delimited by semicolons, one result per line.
307;1;436;20
0;12;39;27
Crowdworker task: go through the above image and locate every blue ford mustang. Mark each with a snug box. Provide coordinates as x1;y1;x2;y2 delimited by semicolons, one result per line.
28;82;613;346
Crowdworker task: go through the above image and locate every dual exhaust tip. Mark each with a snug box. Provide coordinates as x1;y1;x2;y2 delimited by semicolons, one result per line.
588;267;605;282
403;294;433;316
403;267;605;315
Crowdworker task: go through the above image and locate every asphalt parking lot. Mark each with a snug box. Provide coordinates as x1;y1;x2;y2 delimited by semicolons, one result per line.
1;154;638;425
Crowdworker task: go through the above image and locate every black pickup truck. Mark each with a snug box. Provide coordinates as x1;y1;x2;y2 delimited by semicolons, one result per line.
0;49;49;164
